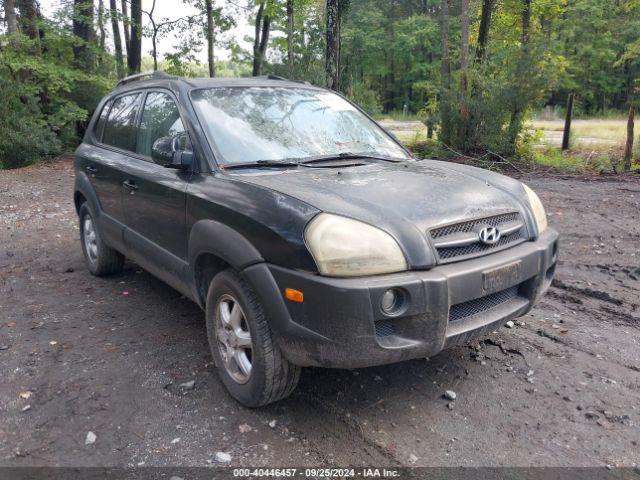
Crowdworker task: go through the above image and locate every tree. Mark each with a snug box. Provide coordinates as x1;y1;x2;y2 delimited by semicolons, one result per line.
458;0;469;148
325;0;340;90
72;0;94;67
439;0;452;145
121;0;130;59
17;0;40;53
97;0;106;52
205;0;215;77
4;0;18;34
127;0;142;74
506;0;532;154
109;0;125;78
623;102;635;171
475;0;493;64
142;0;198;72
286;0;294;75
253;0;271;76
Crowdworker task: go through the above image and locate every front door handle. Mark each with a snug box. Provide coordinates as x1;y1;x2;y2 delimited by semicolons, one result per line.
85;165;98;174
122;180;139;192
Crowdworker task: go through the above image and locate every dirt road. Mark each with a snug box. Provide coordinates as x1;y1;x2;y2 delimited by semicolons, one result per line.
1;158;639;468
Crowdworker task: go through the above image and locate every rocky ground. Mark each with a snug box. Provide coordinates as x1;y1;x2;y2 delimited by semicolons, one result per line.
1;157;639;468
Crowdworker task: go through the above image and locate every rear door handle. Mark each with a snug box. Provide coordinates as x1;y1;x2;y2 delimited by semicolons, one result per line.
85;165;98;174
122;180;139;192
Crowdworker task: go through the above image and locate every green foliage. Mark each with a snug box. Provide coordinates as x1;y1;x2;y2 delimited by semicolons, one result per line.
0;76;61;169
0;15;113;169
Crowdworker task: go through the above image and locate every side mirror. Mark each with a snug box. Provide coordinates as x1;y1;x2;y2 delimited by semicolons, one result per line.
151;135;194;170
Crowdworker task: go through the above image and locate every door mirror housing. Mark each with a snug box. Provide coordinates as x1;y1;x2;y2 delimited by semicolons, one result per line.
151;135;194;170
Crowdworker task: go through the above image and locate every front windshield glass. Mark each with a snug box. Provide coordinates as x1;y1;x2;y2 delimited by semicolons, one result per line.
190;87;410;165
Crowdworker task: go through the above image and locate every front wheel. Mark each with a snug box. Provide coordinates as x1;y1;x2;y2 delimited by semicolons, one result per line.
205;269;301;407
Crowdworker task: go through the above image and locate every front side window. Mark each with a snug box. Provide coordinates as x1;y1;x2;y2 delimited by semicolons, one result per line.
102;93;141;152
136;92;188;161
190;87;409;165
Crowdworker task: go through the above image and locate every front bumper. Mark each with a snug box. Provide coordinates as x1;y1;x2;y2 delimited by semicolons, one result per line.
242;229;559;368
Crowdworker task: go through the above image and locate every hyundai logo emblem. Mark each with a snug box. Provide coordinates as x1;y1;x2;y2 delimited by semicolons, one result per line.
478;226;501;245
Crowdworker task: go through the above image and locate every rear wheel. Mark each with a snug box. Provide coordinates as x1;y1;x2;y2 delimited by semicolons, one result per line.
79;203;124;276
206;269;301;407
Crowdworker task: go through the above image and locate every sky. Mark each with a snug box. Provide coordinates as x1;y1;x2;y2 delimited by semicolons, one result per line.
40;0;253;63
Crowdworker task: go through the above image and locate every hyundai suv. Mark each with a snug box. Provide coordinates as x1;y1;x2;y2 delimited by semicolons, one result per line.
74;72;558;407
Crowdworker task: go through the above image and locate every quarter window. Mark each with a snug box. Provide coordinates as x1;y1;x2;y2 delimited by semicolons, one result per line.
93;100;112;142
136;92;189;161
102;93;141;152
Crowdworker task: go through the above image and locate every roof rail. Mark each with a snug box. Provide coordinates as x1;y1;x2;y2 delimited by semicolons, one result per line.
259;74;312;86
116;71;173;88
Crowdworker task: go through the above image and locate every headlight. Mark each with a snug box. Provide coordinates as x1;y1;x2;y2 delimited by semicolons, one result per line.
522;183;548;234
305;213;408;277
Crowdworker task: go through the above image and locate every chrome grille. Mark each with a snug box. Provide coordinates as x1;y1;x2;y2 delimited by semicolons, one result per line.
429;212;527;263
449;286;519;322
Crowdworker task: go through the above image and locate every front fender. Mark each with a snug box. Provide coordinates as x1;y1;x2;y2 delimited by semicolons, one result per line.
188;219;264;272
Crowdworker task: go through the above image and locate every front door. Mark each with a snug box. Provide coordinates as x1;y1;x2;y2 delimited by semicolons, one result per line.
120;90;191;291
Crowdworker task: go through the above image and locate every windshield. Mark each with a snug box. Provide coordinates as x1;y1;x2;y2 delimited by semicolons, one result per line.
190;87;410;165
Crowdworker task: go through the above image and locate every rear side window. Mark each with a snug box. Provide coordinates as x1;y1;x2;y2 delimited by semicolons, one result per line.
93;100;112;142
102;93;141;152
136;92;189;160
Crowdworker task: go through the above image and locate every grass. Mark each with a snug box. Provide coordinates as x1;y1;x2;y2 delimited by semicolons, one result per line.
528;119;628;142
382;117;638;173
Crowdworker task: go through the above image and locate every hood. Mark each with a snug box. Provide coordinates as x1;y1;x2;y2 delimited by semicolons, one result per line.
231;160;534;268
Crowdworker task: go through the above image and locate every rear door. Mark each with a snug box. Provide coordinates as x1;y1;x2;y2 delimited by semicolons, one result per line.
81;93;142;250
119;90;191;291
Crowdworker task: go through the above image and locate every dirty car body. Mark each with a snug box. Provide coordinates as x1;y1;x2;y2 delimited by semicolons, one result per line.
74;73;558;406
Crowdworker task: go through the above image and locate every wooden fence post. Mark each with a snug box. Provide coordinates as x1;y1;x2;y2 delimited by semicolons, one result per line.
562;93;574;151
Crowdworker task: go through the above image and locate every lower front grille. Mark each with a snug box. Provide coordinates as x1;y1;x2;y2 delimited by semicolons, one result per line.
374;319;396;337
449;286;519;322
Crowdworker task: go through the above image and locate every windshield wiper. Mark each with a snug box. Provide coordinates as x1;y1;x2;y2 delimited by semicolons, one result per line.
222;160;302;170
299;152;406;164
222;153;407;170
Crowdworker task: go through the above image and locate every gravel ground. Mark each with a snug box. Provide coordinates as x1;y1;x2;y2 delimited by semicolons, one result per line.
1;157;639;468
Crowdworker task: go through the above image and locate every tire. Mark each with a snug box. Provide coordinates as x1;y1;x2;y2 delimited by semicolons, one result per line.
78;202;125;276
205;269;301;407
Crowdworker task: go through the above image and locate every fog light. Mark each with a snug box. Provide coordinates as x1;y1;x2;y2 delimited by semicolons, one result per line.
380;288;403;315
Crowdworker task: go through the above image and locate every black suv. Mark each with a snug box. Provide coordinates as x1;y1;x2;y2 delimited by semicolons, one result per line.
74;72;558;407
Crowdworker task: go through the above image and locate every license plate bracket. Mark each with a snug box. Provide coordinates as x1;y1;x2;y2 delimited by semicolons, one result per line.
482;261;522;293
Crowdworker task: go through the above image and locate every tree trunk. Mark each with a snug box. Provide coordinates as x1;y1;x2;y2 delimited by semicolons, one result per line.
458;0;469;149
326;0;340;91
5;0;18;34
286;0;294;75
72;0;94;67
205;0;215;77
506;0;531;153
97;0;106;52
475;0;493;64
127;0;142;74
17;0;41;53
439;0;452;145
562;93;574;151
258;13;271;72
152;30;158;71
623;104;635;172
252;1;271;77
121;0;130;59
252;1;265;76
109;0;125;78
